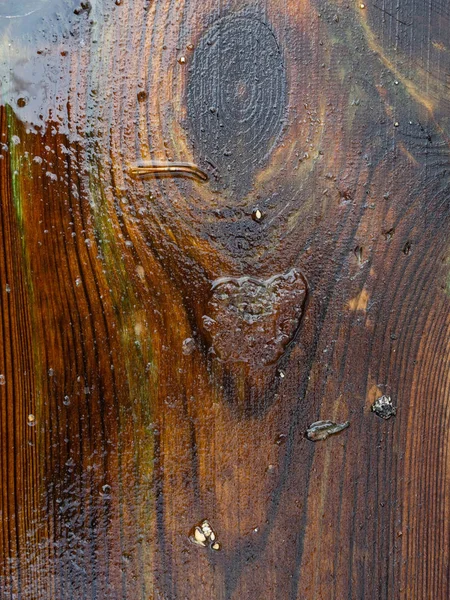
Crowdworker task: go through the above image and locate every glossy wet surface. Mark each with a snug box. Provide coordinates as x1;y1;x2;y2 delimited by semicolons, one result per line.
1;1;450;599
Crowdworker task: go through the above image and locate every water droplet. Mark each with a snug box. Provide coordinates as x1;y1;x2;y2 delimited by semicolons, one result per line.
63;395;71;406
306;420;350;441
359;3;366;8
189;519;220;550
178;55;186;65
5;284;10;293
75;277;82;287
277;369;286;379
192;527;207;545
394;121;399;127
0;374;5;385
17;97;28;108
187;43;194;51
252;208;263;222
73;1;91;15
102;484;111;494
371;395;396;420
48;368;54;377
137;90;147;103
182;337;196;355
28;414;36;426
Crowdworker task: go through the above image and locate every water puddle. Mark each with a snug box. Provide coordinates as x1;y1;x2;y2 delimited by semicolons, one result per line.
202;268;307;365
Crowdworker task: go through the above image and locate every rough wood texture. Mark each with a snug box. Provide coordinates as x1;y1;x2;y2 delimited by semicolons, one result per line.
1;1;450;598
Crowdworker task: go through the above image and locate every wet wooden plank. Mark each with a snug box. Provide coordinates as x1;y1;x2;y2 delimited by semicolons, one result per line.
1;1;449;598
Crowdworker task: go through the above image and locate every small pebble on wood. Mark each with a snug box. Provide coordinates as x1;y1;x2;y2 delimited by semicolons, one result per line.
372;395;397;420
306;420;350;441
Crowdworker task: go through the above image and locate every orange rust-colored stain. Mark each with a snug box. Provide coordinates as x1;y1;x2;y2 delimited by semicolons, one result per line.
348;288;370;312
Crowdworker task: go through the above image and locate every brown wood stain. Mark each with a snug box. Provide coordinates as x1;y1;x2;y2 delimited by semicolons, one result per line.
0;1;449;598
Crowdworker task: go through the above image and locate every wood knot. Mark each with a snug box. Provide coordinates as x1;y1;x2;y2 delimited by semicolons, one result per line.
187;14;287;194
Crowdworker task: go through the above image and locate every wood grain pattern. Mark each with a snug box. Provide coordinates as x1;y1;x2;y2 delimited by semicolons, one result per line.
1;1;449;598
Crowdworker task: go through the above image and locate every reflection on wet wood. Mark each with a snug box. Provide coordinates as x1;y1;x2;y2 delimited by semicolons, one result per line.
1;1;450;599
129;162;209;182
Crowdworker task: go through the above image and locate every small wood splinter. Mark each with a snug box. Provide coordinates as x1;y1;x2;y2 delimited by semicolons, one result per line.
129;162;208;182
